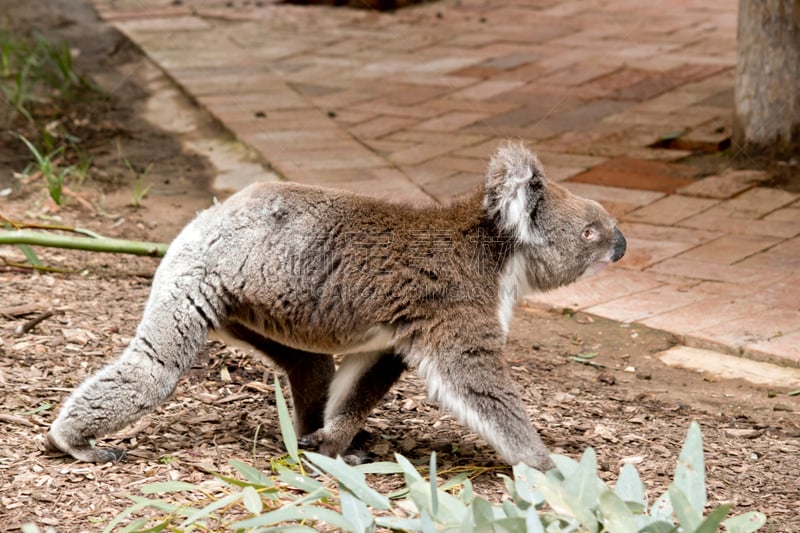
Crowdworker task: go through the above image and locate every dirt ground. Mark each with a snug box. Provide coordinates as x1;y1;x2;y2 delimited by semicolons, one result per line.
1;2;799;532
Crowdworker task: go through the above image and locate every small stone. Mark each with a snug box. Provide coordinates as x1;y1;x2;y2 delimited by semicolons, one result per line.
399;435;417;453
553;392;576;403
773;404;793;412
624;366;636;373
593;424;619;443
62;328;95;345
723;428;762;439
597;372;616;385
371;441;391;456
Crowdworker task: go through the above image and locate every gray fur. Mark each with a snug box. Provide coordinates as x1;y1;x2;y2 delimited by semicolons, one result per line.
47;142;626;469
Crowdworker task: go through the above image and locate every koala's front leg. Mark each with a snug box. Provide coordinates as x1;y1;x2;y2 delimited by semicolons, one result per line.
419;348;554;471
299;351;406;459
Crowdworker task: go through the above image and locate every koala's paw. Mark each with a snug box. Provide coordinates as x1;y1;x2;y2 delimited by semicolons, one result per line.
298;429;351;458
46;431;127;463
298;429;325;450
342;450;368;466
536;455;555;472
299;430;367;465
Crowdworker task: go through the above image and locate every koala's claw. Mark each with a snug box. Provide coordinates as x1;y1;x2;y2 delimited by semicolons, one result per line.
342;450;367;466
46;431;127;463
299;431;367;466
95;447;128;463
298;431;324;449
298;428;358;459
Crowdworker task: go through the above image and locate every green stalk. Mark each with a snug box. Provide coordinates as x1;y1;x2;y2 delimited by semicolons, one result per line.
0;229;168;257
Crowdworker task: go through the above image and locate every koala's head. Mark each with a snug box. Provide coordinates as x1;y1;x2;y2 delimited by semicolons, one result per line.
483;142;626;291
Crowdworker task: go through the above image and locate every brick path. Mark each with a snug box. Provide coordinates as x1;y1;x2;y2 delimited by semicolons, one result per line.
90;0;799;366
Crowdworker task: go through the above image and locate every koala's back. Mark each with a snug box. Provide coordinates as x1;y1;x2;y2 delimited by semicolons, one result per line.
159;182;499;354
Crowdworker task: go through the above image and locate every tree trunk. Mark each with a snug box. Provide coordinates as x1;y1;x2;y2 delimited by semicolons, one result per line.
733;0;800;157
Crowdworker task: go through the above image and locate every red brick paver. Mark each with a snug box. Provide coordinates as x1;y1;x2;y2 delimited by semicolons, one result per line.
89;0;799;366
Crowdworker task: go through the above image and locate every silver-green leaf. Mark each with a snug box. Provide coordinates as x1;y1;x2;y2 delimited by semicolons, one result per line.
674;422;706;515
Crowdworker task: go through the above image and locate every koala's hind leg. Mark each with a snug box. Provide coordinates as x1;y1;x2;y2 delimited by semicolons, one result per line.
47;277;218;462
300;351;406;459
419;348;554;471
223;322;335;436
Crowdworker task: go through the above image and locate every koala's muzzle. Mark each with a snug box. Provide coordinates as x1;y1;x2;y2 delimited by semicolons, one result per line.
611;227;626;262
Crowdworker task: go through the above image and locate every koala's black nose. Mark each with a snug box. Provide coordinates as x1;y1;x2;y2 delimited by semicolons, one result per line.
611;227;626;262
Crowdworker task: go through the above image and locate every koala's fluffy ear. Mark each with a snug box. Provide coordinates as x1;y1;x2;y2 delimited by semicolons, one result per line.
483;141;547;244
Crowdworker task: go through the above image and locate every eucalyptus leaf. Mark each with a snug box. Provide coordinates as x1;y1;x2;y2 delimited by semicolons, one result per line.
563;448;599;533
340;487;376;533
395;453;424;483
459;503;476;533
212;473;279;495
374;516;423;531
179;491;242;527
125;495;189;515
550;454;580;479
498;473;517;502
130;520;170;533
304;451;390;510
274;375;299;462
650;491;673;522
250;526;318;533
233;505;355;531
115;517;152;533
354;461;406;475
420;508;436;533
440;471;471;492
102;498;173;533
502;498;522;519
668;483;701;532
242;485;264;514
140;481;201;494
615;462;646;508
674;422;706;515
295;485;334;506
430;453;439;517
598;489;637;533
723;511;767;533
639;521;679;533
408;479;469;526
460;477;475;504
229;458;274;487
276;465;328;495
525;506;546;533
694;504;730;533
531;471;573;516
512;463;545;506
473;496;495;529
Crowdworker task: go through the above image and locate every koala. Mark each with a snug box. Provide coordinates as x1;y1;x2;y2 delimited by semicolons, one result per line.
46;142;626;470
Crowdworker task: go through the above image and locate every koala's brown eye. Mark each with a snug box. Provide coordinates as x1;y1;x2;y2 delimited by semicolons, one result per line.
581;226;598;241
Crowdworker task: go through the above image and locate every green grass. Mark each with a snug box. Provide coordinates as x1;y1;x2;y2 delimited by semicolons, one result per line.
0;27;95;121
2;27;104;204
13;132;75;205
